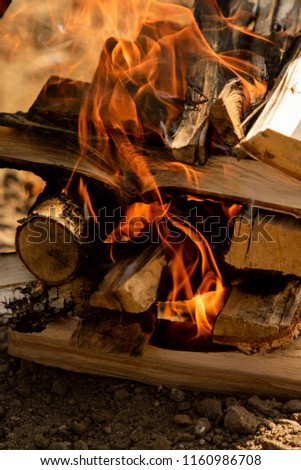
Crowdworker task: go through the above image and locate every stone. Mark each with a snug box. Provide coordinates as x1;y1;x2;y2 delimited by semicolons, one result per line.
114;389;130;402
51;379;68;397
194;418;212;437
174;414;193;427
74;439;89;450
261;439;291;450
284;400;301;414
48;441;70;450
71;420;88;436
224;405;259;434
197;398;223;423
34;433;50;450
170;388;186;402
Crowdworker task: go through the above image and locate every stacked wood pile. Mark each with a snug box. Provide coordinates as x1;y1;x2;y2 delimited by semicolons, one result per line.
0;0;301;365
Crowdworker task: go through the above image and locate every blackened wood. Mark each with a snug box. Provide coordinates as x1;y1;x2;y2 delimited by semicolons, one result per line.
0;0;11;18
27;76;90;132
167;0;231;164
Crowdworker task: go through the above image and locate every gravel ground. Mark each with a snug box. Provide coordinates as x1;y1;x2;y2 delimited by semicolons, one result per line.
1;168;301;450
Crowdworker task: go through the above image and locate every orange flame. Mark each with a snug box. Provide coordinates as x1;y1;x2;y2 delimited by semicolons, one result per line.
1;1;269;343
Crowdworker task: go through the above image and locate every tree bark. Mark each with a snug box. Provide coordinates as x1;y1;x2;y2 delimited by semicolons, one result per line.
0;253;96;332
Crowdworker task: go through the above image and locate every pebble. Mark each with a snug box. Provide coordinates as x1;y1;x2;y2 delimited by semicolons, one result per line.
51;379;68;397
177;401;191;411
174;414;193;427
91;409;113;425
34;433;50;450
170;388;186;402
114;389;130;402
197;398;223;423
260;438;291;450
248;395;274;415
48;441;70;450
283;400;301;414
224;405;259;434
291;413;301;423
194;418;212;437
71;420;88;436
74;440;89;450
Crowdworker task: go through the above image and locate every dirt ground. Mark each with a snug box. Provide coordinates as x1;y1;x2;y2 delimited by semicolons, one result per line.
1;168;301;451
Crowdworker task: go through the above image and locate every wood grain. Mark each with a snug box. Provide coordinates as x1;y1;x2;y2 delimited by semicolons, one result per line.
1;126;301;217
8;316;301;398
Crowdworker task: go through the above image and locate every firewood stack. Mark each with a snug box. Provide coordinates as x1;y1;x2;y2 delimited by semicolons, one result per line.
0;0;301;358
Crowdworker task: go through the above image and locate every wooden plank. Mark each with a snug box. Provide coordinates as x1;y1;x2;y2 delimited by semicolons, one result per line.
1;126;301;217
8;316;301;399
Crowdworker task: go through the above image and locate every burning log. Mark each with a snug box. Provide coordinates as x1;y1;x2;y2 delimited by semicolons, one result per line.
224;207;301;277
0;253;96;332
237;41;301;180
27;76;90;133
90;245;167;313
15;193;91;285
213;278;301;354
1;125;301;217
166;1;229;164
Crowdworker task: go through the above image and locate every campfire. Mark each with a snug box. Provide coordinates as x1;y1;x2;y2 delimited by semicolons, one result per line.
0;0;301;363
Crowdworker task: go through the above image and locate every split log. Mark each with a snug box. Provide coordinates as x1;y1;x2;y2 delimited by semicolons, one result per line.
0;253;96;332
1;126;301;217
229;0;301;81
8;316;301;398
166;1;229;164
213;278;301;354
90;245;167;313
16;194;90;285
224;208;301;277
237;42;301;180
70;311;156;357
209;78;245;146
